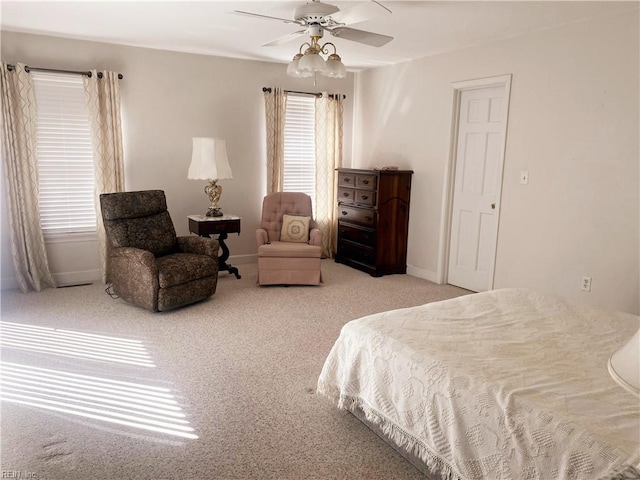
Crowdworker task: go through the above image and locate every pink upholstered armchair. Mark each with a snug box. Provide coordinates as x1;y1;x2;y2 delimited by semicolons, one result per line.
256;192;323;285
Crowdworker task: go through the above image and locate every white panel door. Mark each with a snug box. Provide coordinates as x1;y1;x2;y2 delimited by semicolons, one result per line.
448;85;506;292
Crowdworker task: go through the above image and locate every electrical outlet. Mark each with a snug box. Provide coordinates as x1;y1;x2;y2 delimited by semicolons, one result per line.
582;276;592;292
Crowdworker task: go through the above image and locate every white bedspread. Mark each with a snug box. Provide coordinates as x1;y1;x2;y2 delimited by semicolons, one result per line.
317;289;640;479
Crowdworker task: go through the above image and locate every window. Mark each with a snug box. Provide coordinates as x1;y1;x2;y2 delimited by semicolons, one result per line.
283;93;315;201
32;71;95;236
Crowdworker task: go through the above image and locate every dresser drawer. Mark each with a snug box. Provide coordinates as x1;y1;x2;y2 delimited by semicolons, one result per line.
338;240;375;265
356;174;377;190
338;222;375;247
339;172;378;190
338;187;355;203
338;205;375;228
354;189;376;206
338;172;356;187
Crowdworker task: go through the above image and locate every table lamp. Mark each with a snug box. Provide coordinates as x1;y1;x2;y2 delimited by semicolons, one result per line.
188;137;232;217
608;328;639;397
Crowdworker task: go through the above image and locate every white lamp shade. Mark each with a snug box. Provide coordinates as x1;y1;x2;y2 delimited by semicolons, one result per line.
188;137;232;180
608;328;640;396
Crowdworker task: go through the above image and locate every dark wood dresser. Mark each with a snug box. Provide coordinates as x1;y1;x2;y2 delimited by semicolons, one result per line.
334;168;413;277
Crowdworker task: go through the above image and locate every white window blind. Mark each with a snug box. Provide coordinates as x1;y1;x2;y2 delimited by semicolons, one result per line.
283;93;315;201
32;71;96;235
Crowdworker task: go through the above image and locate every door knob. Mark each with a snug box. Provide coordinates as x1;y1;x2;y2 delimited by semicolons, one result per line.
491;203;496;209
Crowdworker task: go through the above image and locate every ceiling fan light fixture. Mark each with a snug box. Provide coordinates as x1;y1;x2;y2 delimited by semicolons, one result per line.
323;52;346;78
286;53;307;77
298;51;327;74
288;34;346;79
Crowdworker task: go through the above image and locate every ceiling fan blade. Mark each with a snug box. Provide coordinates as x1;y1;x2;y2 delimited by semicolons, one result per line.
329;0;391;26
328;27;393;47
262;30;307;47
232;10;301;25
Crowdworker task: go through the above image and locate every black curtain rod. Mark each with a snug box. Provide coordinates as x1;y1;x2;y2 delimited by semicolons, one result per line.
6;64;123;80
262;87;345;100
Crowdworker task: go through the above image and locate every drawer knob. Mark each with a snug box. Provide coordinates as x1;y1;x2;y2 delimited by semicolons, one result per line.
341;211;348;215
344;178;351;183
362;180;369;185
343;192;349;197
361;195;368;200
365;216;372;221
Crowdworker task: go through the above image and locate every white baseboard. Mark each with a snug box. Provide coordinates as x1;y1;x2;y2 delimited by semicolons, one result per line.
3;261;432;288
53;269;102;287
2;269;101;290
407;264;439;283
2;258;253;291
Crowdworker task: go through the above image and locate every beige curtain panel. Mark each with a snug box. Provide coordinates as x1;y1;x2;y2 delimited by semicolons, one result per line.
0;63;56;292
263;87;287;194
84;70;125;284
315;93;344;259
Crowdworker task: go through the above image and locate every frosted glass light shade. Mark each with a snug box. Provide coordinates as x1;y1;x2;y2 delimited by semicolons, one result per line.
287;55;313;78
608;328;640;396
188;137;232;180
287;57;302;77
324;56;346;78
298;53;327;74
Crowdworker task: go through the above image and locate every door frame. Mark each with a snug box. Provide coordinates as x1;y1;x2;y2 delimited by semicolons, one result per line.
437;74;512;289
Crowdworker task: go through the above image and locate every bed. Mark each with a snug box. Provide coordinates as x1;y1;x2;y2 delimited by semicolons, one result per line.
317;288;640;479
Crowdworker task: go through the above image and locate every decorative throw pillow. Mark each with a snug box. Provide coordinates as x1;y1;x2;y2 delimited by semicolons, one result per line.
280;214;311;243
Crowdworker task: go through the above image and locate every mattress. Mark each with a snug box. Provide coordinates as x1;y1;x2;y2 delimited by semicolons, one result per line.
317;289;640;479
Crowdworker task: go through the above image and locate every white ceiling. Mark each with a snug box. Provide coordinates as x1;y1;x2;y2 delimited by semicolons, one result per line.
1;1;637;71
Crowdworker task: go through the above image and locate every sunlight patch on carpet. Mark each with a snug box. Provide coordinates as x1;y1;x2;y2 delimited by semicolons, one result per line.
0;322;155;367
1;362;198;439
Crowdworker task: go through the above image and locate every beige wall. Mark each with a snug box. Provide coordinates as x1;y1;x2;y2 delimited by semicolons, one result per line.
0;32;354;287
2;11;639;314
353;10;639;313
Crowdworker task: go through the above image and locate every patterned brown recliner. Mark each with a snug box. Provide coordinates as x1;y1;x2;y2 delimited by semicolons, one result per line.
256;192;322;285
100;190;219;312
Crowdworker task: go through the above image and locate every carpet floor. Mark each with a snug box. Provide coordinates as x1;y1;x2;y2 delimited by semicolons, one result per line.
0;260;469;480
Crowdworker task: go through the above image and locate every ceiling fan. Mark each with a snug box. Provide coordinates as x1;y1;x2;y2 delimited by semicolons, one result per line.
233;0;393;79
234;0;393;48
